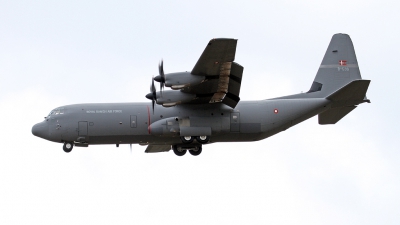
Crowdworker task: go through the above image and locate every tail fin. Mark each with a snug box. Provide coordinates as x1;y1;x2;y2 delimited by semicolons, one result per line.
308;34;371;124
308;33;363;97
309;34;371;124
273;34;371;124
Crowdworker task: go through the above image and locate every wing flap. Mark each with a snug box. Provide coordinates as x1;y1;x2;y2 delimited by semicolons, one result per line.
181;62;243;108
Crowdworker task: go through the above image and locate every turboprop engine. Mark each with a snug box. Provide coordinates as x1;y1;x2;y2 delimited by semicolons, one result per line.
154;61;205;90
154;72;205;90
145;90;196;107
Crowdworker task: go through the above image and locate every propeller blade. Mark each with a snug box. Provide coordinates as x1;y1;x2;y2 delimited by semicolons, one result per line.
130;144;132;154
146;77;157;115
158;60;164;77
152;99;155;114
151;78;156;96
158;60;165;94
151;78;156;114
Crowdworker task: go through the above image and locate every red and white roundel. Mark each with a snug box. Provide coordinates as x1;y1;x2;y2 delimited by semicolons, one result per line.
274;109;279;114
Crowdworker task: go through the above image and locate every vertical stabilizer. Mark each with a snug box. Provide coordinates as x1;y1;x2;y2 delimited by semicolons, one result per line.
272;34;371;125
308;34;362;97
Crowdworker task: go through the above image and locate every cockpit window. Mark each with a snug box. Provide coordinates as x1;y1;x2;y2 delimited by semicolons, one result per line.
47;108;64;117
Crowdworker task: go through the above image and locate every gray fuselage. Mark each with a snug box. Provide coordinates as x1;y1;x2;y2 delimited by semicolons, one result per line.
32;98;330;146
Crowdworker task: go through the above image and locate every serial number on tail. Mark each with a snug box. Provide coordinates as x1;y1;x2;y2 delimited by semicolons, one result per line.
338;67;350;72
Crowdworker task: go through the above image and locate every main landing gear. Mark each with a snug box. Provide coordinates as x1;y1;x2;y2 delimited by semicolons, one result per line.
196;136;210;144
173;144;202;156
189;147;202;156
63;142;74;153
173;145;187;156
180;136;194;144
173;135;209;156
180;136;210;144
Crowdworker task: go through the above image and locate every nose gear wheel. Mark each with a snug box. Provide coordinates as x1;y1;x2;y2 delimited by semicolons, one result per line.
63;142;74;153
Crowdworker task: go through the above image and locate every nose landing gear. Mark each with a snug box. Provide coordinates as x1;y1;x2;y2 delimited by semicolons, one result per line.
63;142;74;153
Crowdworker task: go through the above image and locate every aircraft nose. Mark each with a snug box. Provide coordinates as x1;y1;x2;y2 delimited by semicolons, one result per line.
32;122;47;138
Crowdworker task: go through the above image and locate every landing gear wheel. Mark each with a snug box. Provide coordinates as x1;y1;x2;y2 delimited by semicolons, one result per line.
180;136;194;144
196;136;209;144
189;146;202;156
63;142;73;153
172;145;187;156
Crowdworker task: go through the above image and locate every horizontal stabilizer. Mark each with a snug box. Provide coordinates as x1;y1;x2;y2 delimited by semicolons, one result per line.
145;144;171;153
319;106;356;124
327;80;371;107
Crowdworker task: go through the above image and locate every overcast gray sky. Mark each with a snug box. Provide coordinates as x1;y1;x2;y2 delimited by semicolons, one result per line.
1;0;399;224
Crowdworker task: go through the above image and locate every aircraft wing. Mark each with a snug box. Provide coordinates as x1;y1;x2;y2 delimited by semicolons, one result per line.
149;38;244;109
191;38;237;76
182;38;244;108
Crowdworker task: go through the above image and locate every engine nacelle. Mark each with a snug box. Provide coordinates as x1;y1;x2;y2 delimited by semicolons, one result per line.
155;90;196;107
155;72;205;90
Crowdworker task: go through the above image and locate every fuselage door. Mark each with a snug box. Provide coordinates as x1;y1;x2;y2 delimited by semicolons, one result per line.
230;112;240;132
78;121;88;136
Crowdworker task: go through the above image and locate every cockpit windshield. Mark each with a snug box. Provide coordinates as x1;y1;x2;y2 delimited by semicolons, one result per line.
47;108;65;117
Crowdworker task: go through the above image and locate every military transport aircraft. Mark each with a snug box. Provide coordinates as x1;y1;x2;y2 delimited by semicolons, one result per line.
32;33;371;156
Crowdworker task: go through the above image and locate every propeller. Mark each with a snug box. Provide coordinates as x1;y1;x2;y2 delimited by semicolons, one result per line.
130;144;132;154
154;60;166;95
145;77;157;114
146;60;165;114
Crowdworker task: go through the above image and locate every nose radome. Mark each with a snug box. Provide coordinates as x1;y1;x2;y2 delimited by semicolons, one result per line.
32;123;46;138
